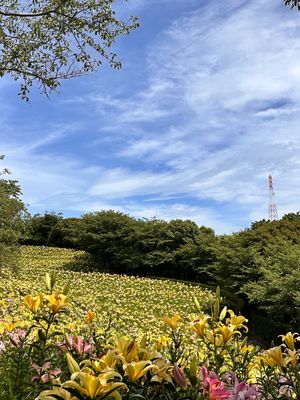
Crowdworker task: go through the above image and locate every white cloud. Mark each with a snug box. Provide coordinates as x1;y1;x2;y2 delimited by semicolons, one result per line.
1;0;300;232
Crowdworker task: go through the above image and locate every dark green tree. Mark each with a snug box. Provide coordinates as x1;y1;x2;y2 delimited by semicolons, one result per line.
0;155;26;268
22;211;63;246
243;242;300;334
78;210;138;272
47;217;82;248
0;0;139;98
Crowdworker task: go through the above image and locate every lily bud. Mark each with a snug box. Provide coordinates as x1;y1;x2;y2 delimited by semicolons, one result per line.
50;271;57;289
140;335;147;349
213;298;220;320
45;273;51;291
173;364;187;388
192;295;201;313
63;279;71;295
66;352;80;374
189;355;198;378
219;306;227;321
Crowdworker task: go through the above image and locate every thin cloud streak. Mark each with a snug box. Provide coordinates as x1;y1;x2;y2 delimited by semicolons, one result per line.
0;0;299;233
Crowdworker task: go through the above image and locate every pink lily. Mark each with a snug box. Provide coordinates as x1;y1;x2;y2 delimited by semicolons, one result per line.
32;360;61;383
208;377;232;400
173;364;187;388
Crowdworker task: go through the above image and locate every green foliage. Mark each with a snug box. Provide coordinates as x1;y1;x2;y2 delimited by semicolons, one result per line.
47;217;82;248
72;212;217;280
212;217;300;339
78;210;138;272
243;243;300;334
20;207;300;340
0;0;139;99
0;156;26;268
3;270;300;400
22;211;63;246
284;0;300;10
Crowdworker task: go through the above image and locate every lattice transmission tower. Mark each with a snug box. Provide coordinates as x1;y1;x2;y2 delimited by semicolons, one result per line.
268;174;278;221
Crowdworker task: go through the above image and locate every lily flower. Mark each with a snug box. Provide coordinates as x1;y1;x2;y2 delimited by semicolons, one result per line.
192;316;210;338
207;377;231;400
124;360;158;382
9;329;26;348
32;360;61;383
45;292;70;314
90;350;120;372
162;314;180;330
84;310;96;324
230;374;259;399
35;379;77;400
115;338;139;363
173;364;187;388
260;346;288;368
63;371;126;399
286;349;299;367
23;294;43;313
279;332;299;350
151;358;173;384
216;325;241;344
226;310;248;332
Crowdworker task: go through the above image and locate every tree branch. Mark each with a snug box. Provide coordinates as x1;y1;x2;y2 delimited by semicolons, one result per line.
0;4;63;18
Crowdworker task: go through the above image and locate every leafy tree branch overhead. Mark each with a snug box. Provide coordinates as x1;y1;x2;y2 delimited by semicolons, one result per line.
0;0;139;99
284;0;300;9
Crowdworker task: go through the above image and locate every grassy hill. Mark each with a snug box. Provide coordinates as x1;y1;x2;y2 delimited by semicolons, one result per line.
0;246;213;342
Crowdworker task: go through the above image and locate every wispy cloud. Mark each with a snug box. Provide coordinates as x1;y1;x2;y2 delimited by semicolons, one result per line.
1;0;300;233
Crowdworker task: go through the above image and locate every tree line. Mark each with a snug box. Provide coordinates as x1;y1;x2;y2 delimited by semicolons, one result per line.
22;209;300;340
1;156;300;340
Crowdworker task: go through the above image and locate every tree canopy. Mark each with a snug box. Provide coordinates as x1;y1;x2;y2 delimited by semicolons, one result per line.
0;156;26;268
0;0;139;99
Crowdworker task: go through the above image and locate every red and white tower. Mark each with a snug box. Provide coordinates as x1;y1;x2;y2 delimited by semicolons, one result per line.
268;175;278;221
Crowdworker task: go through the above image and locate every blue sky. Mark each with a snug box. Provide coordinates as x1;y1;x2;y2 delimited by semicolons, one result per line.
1;0;300;234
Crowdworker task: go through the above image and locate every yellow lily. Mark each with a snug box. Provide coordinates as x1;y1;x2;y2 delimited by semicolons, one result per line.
3;321;17;332
279;332;299;350
124;361;158;382
162;314;180;330
192;317;210;338
115;338;139;363
85;311;96;324
155;335;171;350
151;358;173;384
63;371;126;400
260;346;288;368
45;292;70;314
91;350;120;372
205;329;223;346
226;310;248;332
286;349;299;367
35;379;78;400
216;325;241;344
23;294;43;313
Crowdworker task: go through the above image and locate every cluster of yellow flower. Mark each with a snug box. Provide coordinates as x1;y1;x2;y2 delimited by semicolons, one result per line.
36;334;173;400
0;246;299;399
0;246;213;348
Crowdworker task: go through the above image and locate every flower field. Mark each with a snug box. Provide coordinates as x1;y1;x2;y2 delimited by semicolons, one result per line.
0;246;214;341
0;246;299;399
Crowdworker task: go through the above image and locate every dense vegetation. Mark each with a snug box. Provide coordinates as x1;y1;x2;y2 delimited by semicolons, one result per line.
1;155;299;340
0;155;26;269
0;246;299;399
21;210;300;341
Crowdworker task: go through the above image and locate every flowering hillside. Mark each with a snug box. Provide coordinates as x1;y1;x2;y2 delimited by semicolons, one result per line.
0;246;299;399
0;246;214;340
